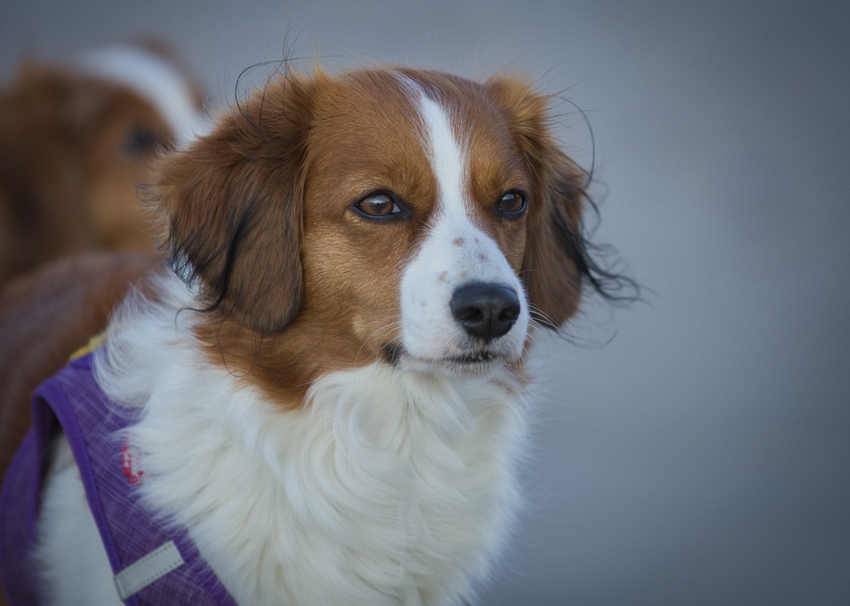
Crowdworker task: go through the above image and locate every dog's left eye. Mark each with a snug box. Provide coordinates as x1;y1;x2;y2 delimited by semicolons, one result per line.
496;191;527;215
355;193;402;217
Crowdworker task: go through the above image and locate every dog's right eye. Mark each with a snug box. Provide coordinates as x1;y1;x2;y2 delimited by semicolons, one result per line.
354;193;403;217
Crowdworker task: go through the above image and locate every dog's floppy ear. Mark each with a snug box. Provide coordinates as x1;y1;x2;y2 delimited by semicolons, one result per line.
488;75;633;329
155;73;315;333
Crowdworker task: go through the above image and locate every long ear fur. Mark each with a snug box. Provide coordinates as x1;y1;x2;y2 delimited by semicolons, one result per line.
488;75;636;329
154;72;316;333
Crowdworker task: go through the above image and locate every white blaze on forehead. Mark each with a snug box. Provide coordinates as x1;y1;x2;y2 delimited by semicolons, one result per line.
74;45;210;147
417;94;468;214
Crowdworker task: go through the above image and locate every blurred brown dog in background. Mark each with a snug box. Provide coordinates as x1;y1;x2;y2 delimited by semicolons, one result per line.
0;42;205;284
0;43;205;500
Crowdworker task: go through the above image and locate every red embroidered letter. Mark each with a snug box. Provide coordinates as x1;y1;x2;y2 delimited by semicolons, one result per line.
121;440;144;484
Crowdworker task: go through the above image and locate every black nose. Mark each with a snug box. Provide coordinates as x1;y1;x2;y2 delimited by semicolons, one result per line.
450;282;521;342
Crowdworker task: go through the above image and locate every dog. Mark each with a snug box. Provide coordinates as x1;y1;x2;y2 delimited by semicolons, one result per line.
0;42;204;284
0;64;624;605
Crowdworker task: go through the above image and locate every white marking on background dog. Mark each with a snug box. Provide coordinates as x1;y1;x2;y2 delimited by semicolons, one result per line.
399;89;530;368
75;45;209;146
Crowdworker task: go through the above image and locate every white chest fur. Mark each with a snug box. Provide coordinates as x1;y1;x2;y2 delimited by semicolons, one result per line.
80;287;529;606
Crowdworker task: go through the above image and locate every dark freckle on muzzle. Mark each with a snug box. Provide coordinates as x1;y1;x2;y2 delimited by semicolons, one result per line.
381;343;405;366
450;282;520;343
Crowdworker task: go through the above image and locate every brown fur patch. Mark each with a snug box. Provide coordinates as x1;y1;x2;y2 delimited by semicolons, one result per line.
0;251;160;485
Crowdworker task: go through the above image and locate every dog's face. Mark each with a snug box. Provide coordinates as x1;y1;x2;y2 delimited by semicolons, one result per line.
157;67;590;394
302;72;537;375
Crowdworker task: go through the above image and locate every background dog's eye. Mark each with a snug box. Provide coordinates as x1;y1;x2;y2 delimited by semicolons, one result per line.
121;124;167;159
497;191;526;215
356;193;400;216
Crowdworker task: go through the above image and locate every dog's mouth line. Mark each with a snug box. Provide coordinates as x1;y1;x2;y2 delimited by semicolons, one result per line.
381;343;512;369
445;351;499;365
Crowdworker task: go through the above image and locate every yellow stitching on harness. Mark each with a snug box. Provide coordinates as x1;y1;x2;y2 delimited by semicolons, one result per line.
69;332;108;361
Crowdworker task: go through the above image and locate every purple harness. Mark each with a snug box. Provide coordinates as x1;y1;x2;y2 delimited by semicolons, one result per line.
0;354;237;605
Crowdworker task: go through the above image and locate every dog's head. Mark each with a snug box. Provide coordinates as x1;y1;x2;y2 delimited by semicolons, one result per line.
156;66;612;390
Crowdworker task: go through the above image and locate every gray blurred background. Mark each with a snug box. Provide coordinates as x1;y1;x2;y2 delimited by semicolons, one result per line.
2;0;848;604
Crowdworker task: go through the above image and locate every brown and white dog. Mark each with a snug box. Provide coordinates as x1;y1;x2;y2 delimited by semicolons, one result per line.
0;43;205;284
5;64;624;605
